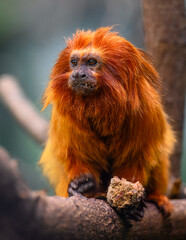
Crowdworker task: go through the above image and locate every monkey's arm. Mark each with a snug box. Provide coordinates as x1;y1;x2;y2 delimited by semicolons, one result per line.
40;111;108;197
40;140;102;197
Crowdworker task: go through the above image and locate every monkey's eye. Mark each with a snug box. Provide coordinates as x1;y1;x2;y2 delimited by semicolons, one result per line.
87;58;97;66
71;59;78;67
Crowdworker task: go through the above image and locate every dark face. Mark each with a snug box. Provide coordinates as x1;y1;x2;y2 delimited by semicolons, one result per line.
68;51;101;96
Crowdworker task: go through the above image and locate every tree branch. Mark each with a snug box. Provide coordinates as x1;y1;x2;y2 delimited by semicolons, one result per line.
0;74;48;145
0;147;186;240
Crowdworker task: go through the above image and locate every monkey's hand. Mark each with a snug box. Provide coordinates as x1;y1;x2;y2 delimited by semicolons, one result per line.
67;174;97;197
119;200;147;221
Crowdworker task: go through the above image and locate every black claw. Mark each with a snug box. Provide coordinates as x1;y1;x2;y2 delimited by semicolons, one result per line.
136;210;144;218
141;200;147;208
68;174;96;197
122;209;144;222
69;181;78;190
159;205;170;218
68;187;82;197
130;214;142;221
96;196;107;201
78;181;95;193
119;200;146;223
129;209;143;221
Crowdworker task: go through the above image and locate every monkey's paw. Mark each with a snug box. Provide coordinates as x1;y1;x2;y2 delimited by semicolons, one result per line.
67;174;96;197
120;200;147;221
146;193;173;217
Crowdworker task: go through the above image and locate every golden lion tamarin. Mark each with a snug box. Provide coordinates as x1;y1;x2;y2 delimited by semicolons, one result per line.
40;27;175;217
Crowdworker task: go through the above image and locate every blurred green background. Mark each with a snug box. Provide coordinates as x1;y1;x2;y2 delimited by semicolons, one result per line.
0;0;185;194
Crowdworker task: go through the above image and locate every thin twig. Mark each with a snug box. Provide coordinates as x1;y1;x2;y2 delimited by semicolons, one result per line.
0;74;49;145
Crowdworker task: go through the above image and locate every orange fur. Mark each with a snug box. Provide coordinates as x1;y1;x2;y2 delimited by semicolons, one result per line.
39;27;175;212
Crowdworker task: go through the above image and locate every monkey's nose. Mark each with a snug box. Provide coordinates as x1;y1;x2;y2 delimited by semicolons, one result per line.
72;71;87;80
80;73;87;79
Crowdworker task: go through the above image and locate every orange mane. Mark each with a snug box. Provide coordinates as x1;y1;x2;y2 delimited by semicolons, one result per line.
43;27;161;136
40;27;175;212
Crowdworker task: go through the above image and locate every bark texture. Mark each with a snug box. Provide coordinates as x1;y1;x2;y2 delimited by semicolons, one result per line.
143;0;186;177
1;147;186;240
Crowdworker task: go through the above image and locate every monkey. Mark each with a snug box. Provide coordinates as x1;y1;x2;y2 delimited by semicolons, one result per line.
39;27;175;218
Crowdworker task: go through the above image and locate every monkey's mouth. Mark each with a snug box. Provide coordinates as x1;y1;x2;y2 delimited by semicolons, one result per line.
68;79;98;95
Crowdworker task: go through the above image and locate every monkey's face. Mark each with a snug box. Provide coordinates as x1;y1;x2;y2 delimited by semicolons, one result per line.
68;50;101;96
43;27;159;117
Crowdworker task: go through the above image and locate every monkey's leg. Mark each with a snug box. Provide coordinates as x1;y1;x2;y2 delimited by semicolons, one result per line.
146;193;172;217
146;159;173;217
